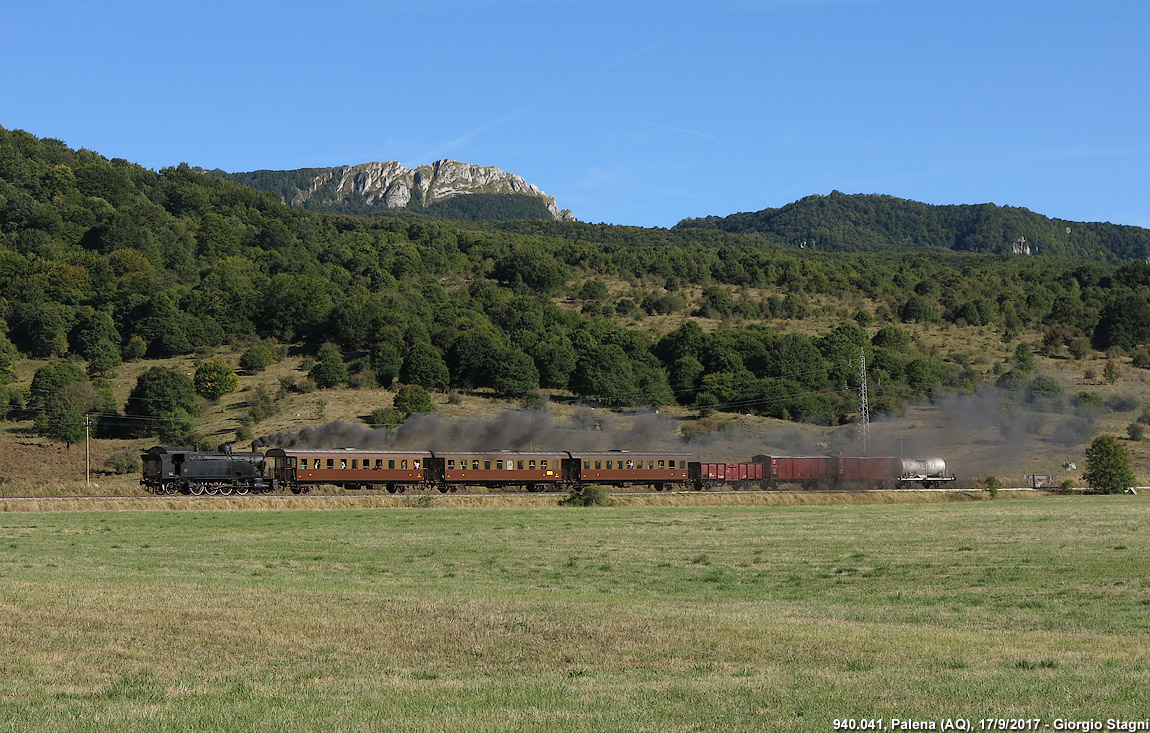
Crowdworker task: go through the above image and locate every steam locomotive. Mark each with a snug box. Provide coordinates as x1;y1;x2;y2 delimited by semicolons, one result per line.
141;445;955;495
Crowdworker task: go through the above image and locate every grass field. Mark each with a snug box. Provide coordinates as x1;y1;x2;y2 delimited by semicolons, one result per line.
1;496;1146;731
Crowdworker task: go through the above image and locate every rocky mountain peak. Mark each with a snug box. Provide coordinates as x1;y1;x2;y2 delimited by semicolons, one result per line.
288;158;574;220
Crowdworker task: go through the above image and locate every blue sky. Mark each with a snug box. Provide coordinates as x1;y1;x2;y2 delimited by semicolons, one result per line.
4;0;1148;228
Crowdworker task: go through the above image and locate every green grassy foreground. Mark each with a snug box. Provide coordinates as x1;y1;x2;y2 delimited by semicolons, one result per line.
0;497;1146;731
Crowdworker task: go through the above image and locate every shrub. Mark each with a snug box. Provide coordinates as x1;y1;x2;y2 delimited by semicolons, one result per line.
984;475;1002;498
1067;338;1092;360
520;390;548;410
122;335;147;362
193;359;239;401
1127;423;1145;441
239;340;282;374
246;384;278;423
103;449;139;475
367;407;402;429
559;484;612;507
1103;359;1119;385
393;384;434;416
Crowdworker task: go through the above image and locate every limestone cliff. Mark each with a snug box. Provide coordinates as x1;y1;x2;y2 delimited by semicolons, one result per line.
227;159;574;221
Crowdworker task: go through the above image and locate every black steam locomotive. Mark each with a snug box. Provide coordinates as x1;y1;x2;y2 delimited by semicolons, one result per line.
140;446;277;495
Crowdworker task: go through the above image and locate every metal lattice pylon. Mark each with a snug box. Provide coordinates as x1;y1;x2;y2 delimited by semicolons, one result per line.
857;349;870;455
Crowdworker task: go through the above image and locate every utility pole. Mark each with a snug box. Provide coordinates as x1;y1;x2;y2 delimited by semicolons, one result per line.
85;414;90;485
857;349;870;455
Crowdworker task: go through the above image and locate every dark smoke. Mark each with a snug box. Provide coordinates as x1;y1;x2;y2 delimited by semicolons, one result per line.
254;409;693;453
252;383;1111;484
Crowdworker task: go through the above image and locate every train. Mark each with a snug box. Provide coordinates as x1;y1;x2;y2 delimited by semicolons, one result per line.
141;445;956;496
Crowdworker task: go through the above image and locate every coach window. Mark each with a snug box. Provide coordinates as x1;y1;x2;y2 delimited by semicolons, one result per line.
583;460;590;469
680;460;686;469
484;460;491;470
496;460;503;470
325;459;333;469
414;460;420;469
401;459;408;470
528;460;536;470
448;459;455;470
341;459;348;469
388;459;395;469
518;460;524;470
541;460;548;470
595;460;601;469
351;460;357;469
472;459;480;470
658;460;665;468
375;459;383;469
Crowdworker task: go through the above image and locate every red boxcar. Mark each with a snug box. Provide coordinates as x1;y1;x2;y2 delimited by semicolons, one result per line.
692;462;764;489
752;455;835;487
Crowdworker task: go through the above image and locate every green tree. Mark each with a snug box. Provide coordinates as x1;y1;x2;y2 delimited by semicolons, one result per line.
308;343;348;389
157;407;197;445
401;341;449;391
0;328;18;384
29;361;87;408
1082;434;1135;494
871;325;911;351
69;310;120;359
86;338;122;379
1013;343;1036;374
35;399;85;448
1093;294;1150;351
32;381;113;447
492;244;566;294
572;343;637;406
393;384;434;416
529;333;577;389
369;341;403;388
490;348;540;397
125;367;197;436
194;359;240;400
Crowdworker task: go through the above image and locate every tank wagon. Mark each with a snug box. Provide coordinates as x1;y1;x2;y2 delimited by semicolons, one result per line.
142;445;955;495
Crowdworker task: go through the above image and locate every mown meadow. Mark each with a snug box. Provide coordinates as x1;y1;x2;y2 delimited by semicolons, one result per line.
0;496;1146;731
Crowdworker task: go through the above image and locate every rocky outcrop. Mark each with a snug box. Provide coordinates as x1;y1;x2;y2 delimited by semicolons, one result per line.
291;159;573;220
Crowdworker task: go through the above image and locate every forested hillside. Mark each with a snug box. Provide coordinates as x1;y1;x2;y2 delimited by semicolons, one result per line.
677;191;1150;261
2;126;1150;450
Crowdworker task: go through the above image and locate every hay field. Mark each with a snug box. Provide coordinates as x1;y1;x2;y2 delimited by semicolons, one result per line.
0;496;1146;731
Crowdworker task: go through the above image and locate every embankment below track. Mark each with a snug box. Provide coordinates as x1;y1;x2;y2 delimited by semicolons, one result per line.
0;489;1069;513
